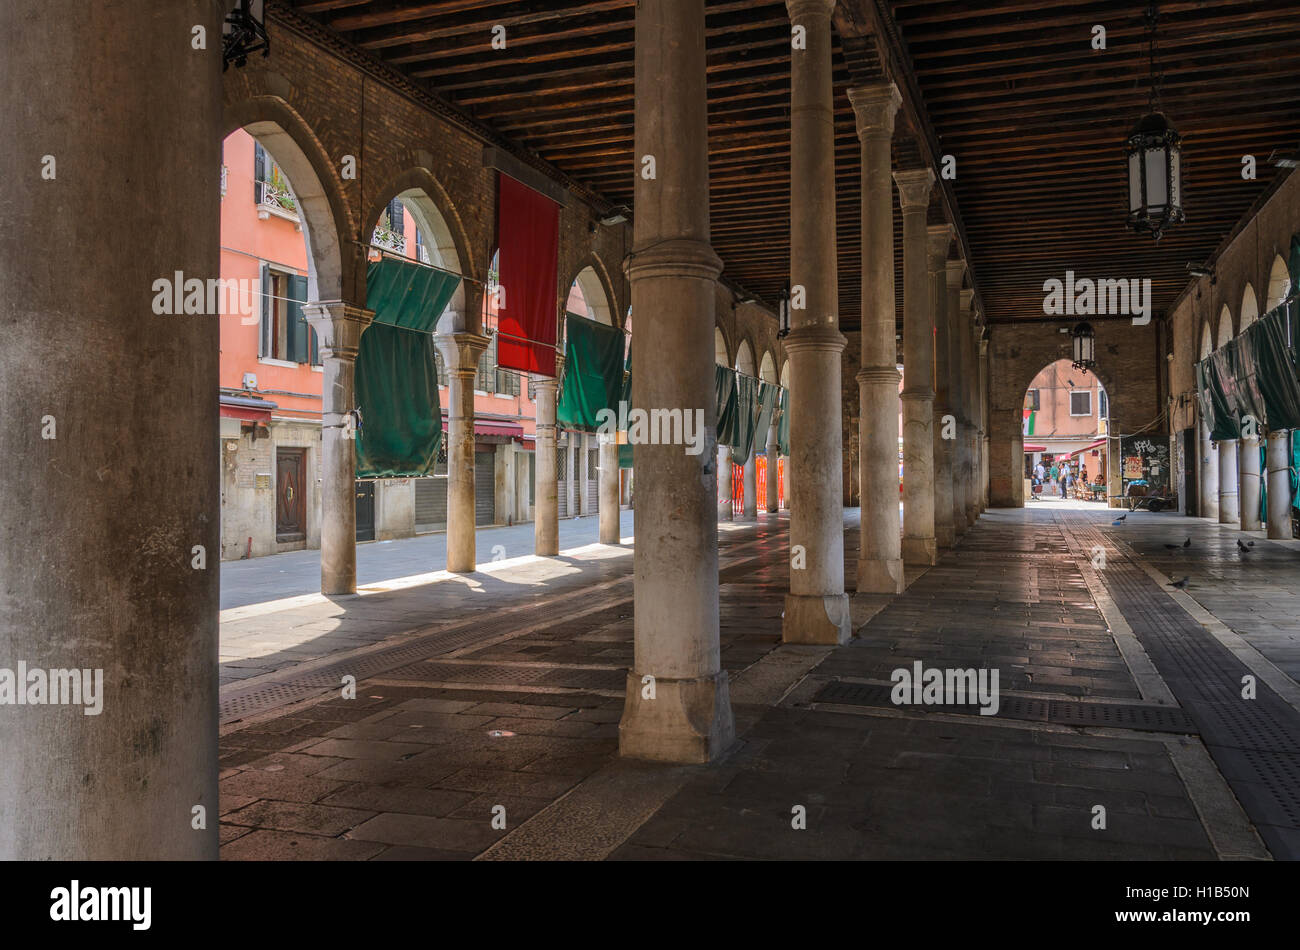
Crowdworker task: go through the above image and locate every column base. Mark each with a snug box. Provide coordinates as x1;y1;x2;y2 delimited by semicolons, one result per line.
966;503;980;526
857;557;904;594
782;592;851;645
618;671;735;764
717;503;733;521
935;523;955;549
902;536;937;566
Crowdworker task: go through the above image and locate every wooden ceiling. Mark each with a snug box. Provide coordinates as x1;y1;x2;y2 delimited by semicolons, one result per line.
284;0;1300;331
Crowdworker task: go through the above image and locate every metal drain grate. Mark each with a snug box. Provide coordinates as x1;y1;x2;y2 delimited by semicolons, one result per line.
1070;517;1300;859
811;679;1195;734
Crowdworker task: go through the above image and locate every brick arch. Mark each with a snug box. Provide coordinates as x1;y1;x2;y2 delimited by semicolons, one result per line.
224;95;355;303
734;337;757;376
561;252;622;329
987;321;1158;508
714;321;734;367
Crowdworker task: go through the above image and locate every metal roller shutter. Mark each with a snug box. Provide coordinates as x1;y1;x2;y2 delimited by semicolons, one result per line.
557;439;568;519
475;449;496;525
586;446;599;513
414;451;448;532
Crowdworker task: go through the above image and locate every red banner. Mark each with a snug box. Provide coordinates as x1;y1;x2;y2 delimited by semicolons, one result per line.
495;173;559;376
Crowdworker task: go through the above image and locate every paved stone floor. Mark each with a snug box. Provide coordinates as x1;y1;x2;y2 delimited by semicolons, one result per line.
218;505;1300;860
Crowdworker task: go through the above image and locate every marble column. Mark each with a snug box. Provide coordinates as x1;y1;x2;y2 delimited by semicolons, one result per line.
742;452;758;519
1218;438;1240;524
895;168;938;564
1266;430;1291;538
717;444;733;520
848;82;904;594
929;225;956;549
1200;421;1220;520
946;258;968;536
765;421;780;513
782;0;850;645
1240;435;1262;531
532;371;561;555
435;332;490;572
599;431;620;542
619;0;733;762
307;303;374;593
0;0;225;859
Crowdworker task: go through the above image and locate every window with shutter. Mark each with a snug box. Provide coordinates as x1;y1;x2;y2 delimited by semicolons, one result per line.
388;198;405;238
259;262;272;357
254;141;267;205
1069;391;1091;416
286;274;309;364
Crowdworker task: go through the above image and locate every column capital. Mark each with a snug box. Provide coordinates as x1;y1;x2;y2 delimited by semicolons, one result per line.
786;0;836;21
847;82;902;138
626;237;723;283
303;301;374;362
960;288;975;311
782;323;847;354
893;167;935;211
927;224;953;270
945;258;966;289
434;331;491;375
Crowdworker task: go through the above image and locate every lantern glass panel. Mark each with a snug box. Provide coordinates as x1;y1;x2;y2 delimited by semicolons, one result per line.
1145;146;1167;208
1169;148;1181;210
1128;152;1142;212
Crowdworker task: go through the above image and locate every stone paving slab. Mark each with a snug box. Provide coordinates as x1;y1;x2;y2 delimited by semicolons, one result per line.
218;506;1278;860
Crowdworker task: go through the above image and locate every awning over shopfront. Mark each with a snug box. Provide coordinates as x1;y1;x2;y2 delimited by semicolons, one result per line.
219;394;277;422
439;415;526;443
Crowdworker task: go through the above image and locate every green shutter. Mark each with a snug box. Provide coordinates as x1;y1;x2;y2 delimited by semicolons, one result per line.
287;273;309;363
259;262;271;358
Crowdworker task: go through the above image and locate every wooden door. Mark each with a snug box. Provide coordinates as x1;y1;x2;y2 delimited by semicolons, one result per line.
276;448;306;542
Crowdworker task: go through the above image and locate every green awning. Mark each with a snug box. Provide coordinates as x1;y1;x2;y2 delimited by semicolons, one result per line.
354;322;442;477
557;312;625;432
354;257;460;477
1250;304;1300;430
715;365;738;452
365;257;460;332
777;387;790;456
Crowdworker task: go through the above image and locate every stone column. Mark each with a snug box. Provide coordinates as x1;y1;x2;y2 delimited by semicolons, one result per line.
782;0;849;645
1200;421;1220;520
848;82;904;594
1240;434;1262;531
742;452;758;519
619;0;733;763
435;333;489;572
307;303;373;594
961;291;980;525
929;225;956;549
599;431;620;542
895;168;938;563
533;371;561;555
765;421;780;512
1218;438;1240;524
0;0;225;859
717;444;733;520
946;258;968;536
980;335;990;510
1266;430;1291;538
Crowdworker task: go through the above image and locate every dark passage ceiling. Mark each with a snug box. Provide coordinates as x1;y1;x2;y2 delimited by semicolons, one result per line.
284;0;1300;330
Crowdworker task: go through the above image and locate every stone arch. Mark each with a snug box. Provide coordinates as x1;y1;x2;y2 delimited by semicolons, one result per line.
758;350;777;385
735;338;756;377
779;359;790;389
1240;283;1259;331
714;326;732;367
1217;304;1233;348
563;261;617;327
363;166;478;331
224;96;353;303
1200;321;1214;360
1267;254;1291;311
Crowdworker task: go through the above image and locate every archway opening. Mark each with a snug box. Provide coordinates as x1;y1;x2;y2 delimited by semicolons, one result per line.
218;125;342;563
1022;358;1111;505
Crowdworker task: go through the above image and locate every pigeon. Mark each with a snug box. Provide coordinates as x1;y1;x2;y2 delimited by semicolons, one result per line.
1249;540;1256;548
1237;539;1251;553
1184;537;1192;548
1168;576;1191;589
1163;543;1179;550
1111;517;1125;526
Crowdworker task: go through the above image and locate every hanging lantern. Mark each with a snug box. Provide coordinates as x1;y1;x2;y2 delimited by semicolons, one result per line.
1071;321;1096;373
777;282;791;338
223;0;270;72
1126;112;1183;240
1124;3;1183;241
